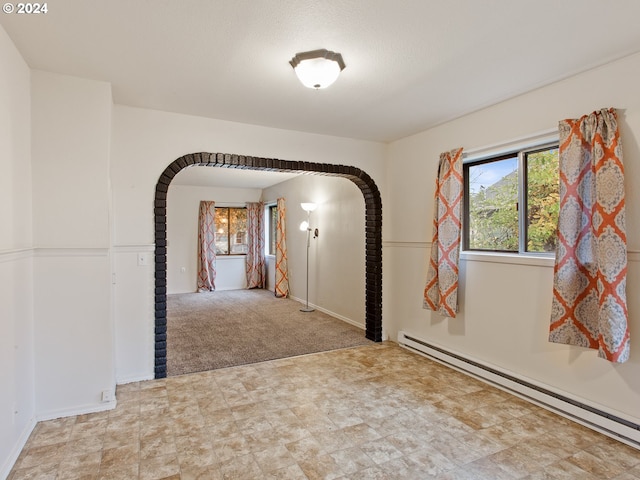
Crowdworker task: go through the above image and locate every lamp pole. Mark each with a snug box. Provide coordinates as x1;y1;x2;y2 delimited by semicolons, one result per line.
301;209;314;312
299;203;317;312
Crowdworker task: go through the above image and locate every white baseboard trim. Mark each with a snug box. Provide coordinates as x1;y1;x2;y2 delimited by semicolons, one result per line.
288;295;365;331
397;331;640;449
36;400;117;422
0;416;36;480
116;373;154;385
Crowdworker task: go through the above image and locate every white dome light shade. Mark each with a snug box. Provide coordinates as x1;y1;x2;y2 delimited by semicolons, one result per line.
290;49;345;89
300;202;317;212
294;58;340;89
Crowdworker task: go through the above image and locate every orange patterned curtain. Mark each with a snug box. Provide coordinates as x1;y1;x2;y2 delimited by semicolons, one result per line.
550;108;629;363
197;200;216;292
274;197;290;298
245;202;265;289
423;148;464;318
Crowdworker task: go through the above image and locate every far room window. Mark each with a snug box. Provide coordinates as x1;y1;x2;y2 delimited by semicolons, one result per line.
268;204;278;255
463;144;559;254
214;207;248;255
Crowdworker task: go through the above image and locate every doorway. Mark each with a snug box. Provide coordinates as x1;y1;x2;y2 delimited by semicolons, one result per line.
153;152;383;378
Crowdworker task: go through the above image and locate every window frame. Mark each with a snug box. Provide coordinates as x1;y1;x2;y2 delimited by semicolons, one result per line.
214;206;248;256
521;144;561;255
267;204;278;256
462;140;559;257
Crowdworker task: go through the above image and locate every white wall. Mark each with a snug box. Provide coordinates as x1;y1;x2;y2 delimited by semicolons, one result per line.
167;183;262;294
113;246;154;384
385;52;640;423
33;252;113;416
111;105;385;382
0;25;35;479
31;70;115;418
111;105;386;246
263;175;366;327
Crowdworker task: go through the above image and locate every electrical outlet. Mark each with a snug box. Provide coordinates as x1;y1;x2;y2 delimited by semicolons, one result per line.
101;389;113;402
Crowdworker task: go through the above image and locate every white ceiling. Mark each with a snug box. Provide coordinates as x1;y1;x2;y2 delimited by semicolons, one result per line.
3;0;640;146
172;166;298;189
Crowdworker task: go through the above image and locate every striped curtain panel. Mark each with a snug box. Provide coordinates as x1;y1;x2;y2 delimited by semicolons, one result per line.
550;108;629;363
274;197;290;298
197;200;216;292
245;202;266;289
423;148;464;318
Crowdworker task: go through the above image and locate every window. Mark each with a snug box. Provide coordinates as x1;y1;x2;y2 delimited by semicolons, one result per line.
214;207;248;254
268;205;278;255
463;144;559;254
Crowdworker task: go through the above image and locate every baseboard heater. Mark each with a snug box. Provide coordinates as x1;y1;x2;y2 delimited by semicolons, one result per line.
397;331;640;449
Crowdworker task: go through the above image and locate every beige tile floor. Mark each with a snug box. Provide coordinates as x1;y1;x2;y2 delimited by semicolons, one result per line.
8;342;640;479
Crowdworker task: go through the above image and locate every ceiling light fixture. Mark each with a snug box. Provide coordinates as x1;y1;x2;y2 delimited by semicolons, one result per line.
290;49;346;89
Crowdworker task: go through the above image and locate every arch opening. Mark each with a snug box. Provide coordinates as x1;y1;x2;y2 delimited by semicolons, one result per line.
153;152;382;378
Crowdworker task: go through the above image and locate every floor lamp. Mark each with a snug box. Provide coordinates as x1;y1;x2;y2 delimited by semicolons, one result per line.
300;202;318;312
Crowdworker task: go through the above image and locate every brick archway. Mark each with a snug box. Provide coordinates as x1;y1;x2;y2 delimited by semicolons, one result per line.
153;152;382;378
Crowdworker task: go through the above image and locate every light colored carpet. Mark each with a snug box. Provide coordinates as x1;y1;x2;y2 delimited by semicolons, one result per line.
166;289;372;376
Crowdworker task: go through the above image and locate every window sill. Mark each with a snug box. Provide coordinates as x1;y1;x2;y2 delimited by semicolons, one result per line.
460;250;555;268
216;255;247;260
